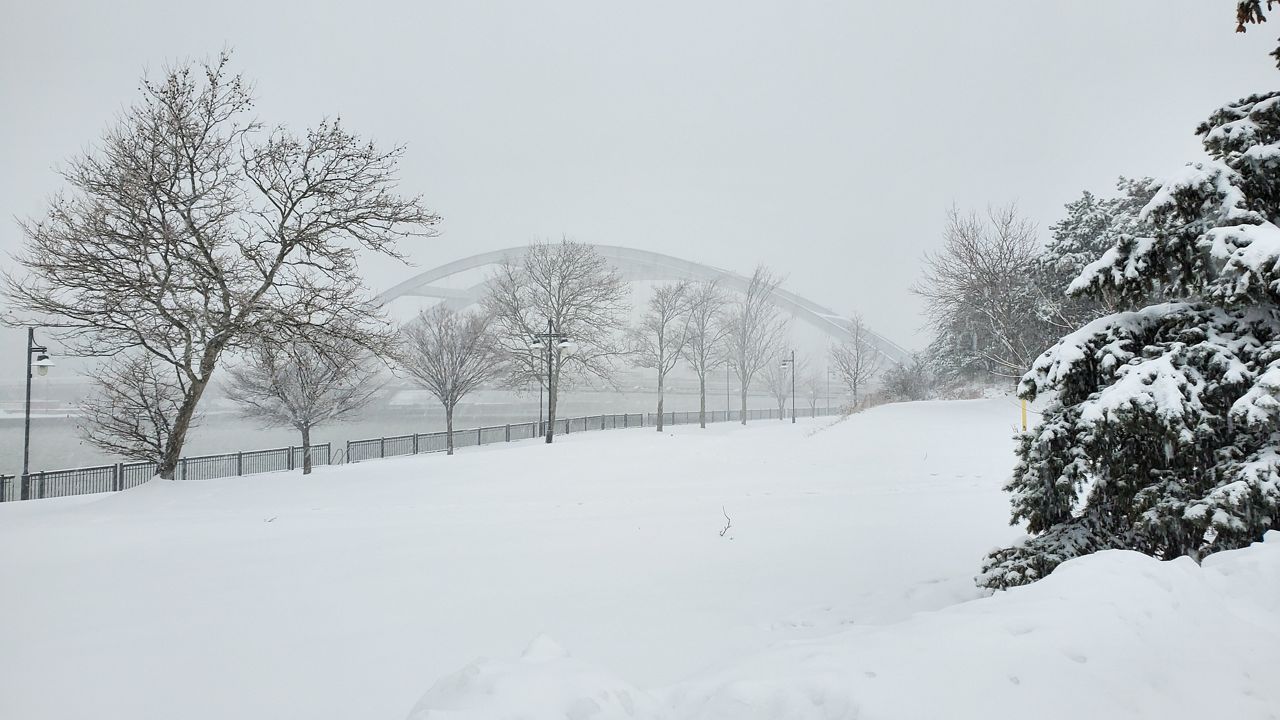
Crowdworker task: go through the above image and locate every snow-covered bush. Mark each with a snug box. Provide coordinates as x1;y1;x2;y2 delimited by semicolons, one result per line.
878;353;936;402
979;90;1280;590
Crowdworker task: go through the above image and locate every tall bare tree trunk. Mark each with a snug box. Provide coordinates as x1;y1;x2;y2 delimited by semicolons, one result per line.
740;386;748;425
156;376;212;479
446;403;455;455
656;375;665;432
699;374;707;428
301;424;313;475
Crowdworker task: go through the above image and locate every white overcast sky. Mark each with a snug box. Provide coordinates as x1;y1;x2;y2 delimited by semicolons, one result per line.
2;0;1278;382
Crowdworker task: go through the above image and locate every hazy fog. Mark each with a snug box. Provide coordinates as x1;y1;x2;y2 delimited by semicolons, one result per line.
2;0;1276;393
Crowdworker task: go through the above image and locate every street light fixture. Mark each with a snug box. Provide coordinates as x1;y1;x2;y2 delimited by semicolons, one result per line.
20;328;55;501
33;355;54;377
780;350;796;424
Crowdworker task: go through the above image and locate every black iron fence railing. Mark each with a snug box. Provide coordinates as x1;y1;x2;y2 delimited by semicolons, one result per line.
344;414;647;463
343;406;841;463
3;444;331;502
6;404;845;502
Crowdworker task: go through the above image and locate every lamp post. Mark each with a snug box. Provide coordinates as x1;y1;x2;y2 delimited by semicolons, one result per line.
20;328;55;501
825;366;832;415
780;350;796;424
826;367;840;415
528;320;577;444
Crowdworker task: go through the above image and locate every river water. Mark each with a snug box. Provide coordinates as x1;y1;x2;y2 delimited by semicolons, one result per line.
0;389;790;476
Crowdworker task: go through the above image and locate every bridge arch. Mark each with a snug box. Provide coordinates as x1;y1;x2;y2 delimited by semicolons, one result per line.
377;244;910;363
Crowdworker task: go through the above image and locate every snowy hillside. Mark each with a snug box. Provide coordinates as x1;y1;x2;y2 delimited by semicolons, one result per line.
3;398;1275;719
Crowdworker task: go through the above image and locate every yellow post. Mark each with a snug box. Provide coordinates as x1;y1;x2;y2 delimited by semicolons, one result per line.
1020;397;1028;432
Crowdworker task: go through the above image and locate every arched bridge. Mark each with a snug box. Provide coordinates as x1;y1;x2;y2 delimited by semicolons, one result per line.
377;244;910;363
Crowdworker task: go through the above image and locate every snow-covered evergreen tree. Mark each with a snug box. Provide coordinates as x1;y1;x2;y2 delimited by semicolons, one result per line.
1034;178;1159;332
979;90;1280;590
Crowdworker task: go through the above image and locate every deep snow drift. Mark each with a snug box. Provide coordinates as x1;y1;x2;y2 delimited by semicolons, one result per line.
5;399;1273;719
408;534;1280;720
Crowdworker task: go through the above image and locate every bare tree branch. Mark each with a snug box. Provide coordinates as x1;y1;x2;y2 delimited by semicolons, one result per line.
630;280;693;431
681;280;731;428
761;332;802;420
912;205;1049;383
397;305;499;455
830;313;882;407
483;239;630;442
725;266;788;424
79;352;191;464
222;336;383;473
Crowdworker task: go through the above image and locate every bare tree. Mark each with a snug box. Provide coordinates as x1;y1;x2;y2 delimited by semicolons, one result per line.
681;280;731;428
830;313;883;407
913;205;1049;382
79;352;190;465
223;339;381;473
761;341;803;421
725;266;788;424
399;305;499;455
484;240;629;443
631;281;693;432
2;54;437;478
803;370;825;415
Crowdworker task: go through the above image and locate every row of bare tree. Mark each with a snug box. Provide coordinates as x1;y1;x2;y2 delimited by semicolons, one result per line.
201;241;874;467
2;55;888;477
87;234;887;473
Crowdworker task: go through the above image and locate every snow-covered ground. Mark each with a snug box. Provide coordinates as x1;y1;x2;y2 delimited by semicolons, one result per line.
2;398;1275;719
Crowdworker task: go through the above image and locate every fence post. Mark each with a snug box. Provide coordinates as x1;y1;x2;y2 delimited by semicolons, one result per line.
37;471;45;499
379;437;386;459
478;427;483;445
505;424;511;442
412;433;419;455
345;440;353;464
180;458;187;481
287;447;294;471
237;451;244;476
113;463;122;492
624;414;629;428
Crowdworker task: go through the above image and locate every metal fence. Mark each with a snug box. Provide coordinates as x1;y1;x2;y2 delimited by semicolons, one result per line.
645;406;837;427
6;403;846;502
344;406;843;463
4;444;330;502
345;414;646;463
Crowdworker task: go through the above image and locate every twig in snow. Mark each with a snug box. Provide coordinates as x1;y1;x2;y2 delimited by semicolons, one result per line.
719;506;732;537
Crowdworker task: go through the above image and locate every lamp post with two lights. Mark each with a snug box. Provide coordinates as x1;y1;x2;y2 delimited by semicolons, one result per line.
528;320;577;443
20;328;55;501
